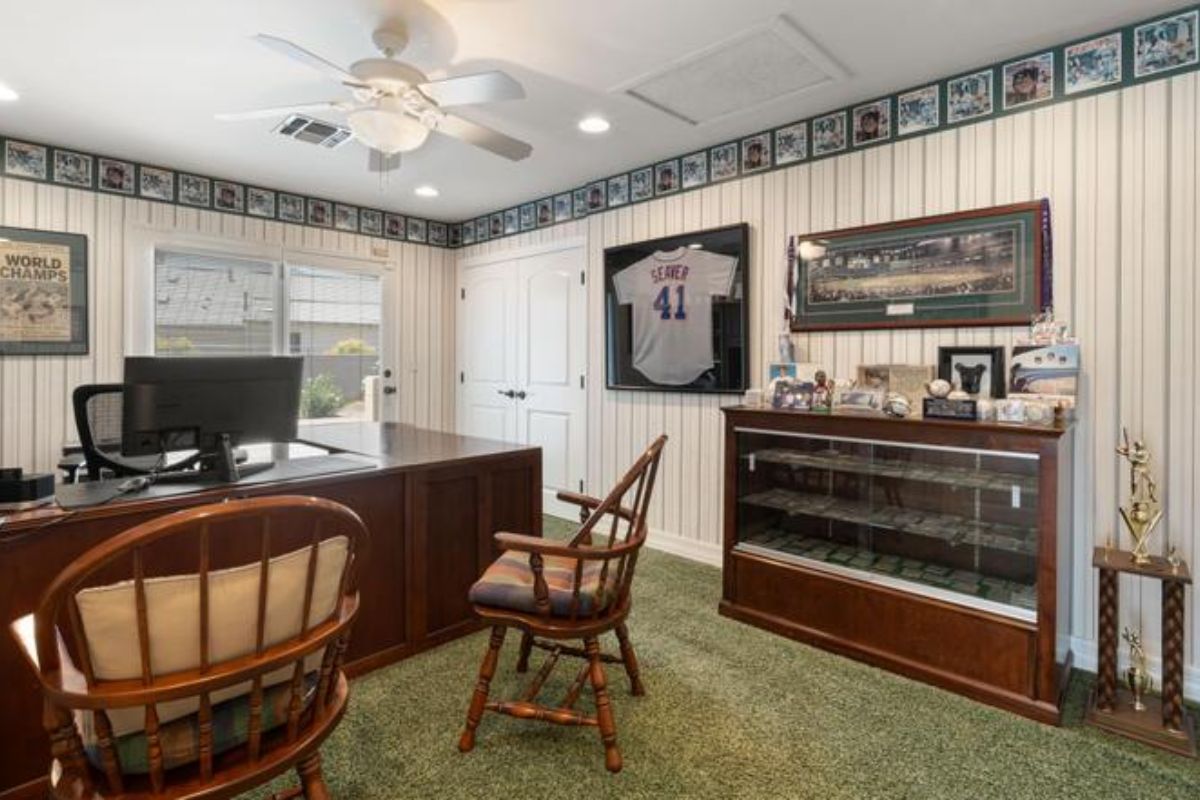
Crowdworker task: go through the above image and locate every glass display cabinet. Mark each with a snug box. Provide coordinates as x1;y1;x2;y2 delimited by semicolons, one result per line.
721;407;1073;723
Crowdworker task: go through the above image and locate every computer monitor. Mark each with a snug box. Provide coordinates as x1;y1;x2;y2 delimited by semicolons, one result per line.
122;356;303;481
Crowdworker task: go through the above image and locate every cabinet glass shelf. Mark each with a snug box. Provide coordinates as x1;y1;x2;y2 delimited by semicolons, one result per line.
733;427;1041;621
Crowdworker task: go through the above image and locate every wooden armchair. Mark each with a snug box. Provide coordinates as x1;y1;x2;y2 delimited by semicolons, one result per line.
10;495;368;799
458;435;667;773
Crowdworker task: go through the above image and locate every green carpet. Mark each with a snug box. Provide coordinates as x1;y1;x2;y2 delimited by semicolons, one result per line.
261;517;1200;799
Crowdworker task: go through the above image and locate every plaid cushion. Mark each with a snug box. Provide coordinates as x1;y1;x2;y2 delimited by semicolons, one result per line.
84;673;318;775
469;550;615;616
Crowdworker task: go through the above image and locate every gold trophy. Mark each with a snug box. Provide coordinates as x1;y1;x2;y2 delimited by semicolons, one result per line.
1122;627;1152;712
1116;429;1163;565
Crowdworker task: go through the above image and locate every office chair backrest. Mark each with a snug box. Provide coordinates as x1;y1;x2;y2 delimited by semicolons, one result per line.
72;383;139;480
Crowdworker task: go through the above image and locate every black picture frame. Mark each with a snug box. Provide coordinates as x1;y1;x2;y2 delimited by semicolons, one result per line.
938;346;1006;398
0;225;89;355
603;223;749;393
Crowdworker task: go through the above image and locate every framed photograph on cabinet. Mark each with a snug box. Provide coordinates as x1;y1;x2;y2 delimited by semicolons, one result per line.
792;200;1052;332
604;223;749;393
938;346;1006;398
0;226;88;355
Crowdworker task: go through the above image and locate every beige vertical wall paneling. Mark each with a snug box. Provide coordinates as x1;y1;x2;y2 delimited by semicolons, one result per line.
455;73;1200;695
0;175;455;473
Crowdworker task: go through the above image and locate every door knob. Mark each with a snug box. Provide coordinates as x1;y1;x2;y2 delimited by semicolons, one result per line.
497;389;516;398
514;390;527;400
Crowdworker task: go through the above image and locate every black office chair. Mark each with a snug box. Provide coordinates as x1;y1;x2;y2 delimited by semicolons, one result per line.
71;383;145;481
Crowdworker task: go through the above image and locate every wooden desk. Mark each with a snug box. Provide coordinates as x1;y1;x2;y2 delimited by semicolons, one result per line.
0;422;541;799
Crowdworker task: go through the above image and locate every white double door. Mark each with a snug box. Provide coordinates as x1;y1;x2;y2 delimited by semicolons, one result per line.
457;244;587;519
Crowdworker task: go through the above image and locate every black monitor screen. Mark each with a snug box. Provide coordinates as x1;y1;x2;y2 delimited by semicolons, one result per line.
121;356;302;457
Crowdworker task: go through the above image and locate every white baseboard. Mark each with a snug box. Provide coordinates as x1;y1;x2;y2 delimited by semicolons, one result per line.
643;526;723;567
1069;636;1200;703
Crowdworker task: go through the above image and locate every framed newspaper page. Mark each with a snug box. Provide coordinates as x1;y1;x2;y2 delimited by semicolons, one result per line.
604;223;749;393
0;226;88;355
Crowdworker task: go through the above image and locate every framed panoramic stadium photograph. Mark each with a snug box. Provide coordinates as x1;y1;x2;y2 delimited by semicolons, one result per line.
791;200;1051;332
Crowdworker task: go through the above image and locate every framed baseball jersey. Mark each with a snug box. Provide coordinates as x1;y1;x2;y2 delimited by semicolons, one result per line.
604;224;749;392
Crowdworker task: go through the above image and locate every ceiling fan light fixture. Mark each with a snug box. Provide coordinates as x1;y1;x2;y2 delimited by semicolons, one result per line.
347;107;430;155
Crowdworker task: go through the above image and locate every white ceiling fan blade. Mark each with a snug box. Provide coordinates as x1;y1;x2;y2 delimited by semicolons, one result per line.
419;71;525;107
367;149;402;173
254;34;367;88
215;101;351;121
432;113;532;161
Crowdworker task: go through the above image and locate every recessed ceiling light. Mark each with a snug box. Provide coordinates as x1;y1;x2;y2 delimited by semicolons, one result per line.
578;115;611;134
0;83;18;102
414;185;439;198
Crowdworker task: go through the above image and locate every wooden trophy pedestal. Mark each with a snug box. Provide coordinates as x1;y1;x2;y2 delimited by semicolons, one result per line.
1087;687;1197;757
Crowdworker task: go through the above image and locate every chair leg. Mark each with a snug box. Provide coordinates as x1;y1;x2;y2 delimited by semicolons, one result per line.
459;626;507;753
614;622;645;697
516;630;534;673
584;637;622;773
296;752;331;800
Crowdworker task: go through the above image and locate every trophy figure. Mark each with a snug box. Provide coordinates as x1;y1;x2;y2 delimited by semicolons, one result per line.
1122;627;1153;712
1116;428;1163;565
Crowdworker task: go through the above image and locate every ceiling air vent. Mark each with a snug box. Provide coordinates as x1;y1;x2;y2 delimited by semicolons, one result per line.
273;115;353;148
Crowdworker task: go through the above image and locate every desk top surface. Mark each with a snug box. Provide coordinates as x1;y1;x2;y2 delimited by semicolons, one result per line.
1;422;537;533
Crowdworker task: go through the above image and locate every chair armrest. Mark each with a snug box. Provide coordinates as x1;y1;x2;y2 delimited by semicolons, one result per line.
493;532;635;561
10;615;88;695
555;490;602;509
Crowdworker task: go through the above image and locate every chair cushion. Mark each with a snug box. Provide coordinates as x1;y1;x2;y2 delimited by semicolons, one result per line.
469;550;616;616
83;672;318;775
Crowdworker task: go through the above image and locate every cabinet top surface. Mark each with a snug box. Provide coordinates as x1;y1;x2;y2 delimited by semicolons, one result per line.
722;405;1072;439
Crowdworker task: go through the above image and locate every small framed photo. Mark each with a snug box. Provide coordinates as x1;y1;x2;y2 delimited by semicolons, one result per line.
97;157;134;194
334;204;358;232
586;180;607;211
1134;10;1199;79
360;208;383;236
833;386;885;415
179;174;212;208
1003;52;1054;110
504;207;519;233
1065;32;1123;94
654;159;679;195
938;346;1006;399
461;219;476;245
475;217;489;242
741;133;771;173
489;212;504;237
520;203;536;230
607;176;629;208
630;167;653;201
553;193;572;222
449;224;462;247
138;166;174;202
536;198;555;226
214;181;244;213
307;198;332;227
812;112;847;156
383;213;404;239
407;217;427;243
852;99;891;146
278;193;305;223
4;140;48;180
429;221;447;246
572;188;588;218
710;142;739;181
947;69;994;124
246;187;276;218
898;85;939;136
681;151;708;189
775;123;807;166
53;149;93;188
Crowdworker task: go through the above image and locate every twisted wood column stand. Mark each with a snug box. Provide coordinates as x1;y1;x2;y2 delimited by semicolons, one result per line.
1095;566;1119;712
1161;578;1186;732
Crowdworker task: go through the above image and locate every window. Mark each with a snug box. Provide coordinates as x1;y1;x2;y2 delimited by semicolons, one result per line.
153;249;384;421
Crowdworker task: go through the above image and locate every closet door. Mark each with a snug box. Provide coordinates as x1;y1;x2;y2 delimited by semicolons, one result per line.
456;260;518;442
515;248;587;518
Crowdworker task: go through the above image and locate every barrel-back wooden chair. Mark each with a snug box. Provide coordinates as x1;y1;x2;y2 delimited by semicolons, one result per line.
9;494;368;799
458;435;667;773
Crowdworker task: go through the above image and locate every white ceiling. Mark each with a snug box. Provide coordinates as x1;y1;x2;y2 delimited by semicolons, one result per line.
0;0;1185;220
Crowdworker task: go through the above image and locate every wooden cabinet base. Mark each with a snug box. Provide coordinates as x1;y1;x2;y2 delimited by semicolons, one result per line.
1086;686;1198;757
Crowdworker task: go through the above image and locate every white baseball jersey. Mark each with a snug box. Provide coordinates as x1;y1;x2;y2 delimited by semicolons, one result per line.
613;248;737;385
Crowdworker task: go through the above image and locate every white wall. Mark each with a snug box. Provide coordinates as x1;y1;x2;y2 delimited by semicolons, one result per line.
0;175;456;474
457;73;1200;696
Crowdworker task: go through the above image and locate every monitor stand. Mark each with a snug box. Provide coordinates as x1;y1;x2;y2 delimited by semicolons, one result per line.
151;434;274;484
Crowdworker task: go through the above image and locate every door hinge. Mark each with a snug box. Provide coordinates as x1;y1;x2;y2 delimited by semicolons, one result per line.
579;374;585;389
460;287;465;300
459;371;464;384
580;270;586;286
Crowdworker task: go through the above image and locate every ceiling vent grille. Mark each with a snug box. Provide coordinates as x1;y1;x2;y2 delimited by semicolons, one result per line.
273;115;353;148
614;15;847;126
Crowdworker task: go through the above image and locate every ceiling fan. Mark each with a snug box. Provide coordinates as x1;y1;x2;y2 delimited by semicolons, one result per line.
216;27;533;172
